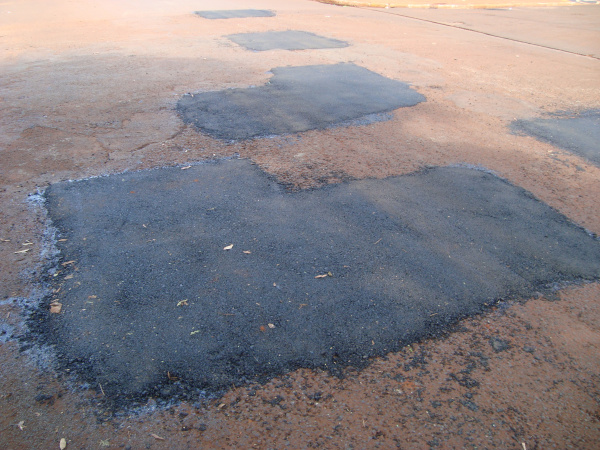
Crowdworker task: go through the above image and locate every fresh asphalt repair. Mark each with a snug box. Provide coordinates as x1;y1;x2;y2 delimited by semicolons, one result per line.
511;109;600;166
29;158;600;407
176;63;426;140
194;9;276;20
226;30;349;52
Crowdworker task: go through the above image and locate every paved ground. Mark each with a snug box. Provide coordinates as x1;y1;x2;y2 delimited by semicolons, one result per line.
39;159;600;404
1;1;600;449
176;63;424;139
317;0;596;9
512;109;600;165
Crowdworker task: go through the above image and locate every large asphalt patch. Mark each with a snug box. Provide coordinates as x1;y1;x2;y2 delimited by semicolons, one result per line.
511;110;600;166
176;63;426;140
226;31;349;51
35;159;600;403
194;10;275;19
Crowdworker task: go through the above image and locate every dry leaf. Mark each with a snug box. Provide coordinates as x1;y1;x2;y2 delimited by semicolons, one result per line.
64;274;74;280
60;438;67;449
268;323;275;329
22;241;34;246
58;239;67;242
243;250;251;254
223;244;233;250
17;421;25;430
181;165;192;170
61;260;76;266
217;403;226;409
50;302;62;314
177;299;189;307
259;325;266;332
315;274;327;279
150;433;165;440
190;330;200;336
14;249;30;254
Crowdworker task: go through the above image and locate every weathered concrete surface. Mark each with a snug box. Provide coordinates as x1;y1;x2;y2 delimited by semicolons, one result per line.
1;0;600;448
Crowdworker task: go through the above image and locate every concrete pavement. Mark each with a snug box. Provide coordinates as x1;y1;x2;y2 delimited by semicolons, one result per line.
317;0;597;9
1;1;600;448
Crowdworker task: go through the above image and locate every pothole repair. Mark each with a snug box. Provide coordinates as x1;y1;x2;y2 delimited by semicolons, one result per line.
194;10;275;20
28;158;600;407
226;30;349;51
511;109;600;166
176;63;426;140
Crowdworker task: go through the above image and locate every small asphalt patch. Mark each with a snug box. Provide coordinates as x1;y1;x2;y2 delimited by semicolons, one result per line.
194;10;275;20
511;109;600;166
176;63;426;140
33;159;600;404
226;31;349;51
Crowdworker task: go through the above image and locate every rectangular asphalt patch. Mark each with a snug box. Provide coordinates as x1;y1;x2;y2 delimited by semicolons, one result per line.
177;63;425;140
33;159;600;405
226;31;349;51
194;10;275;20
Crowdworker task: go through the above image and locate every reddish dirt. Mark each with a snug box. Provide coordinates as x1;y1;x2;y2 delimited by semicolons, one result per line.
1;1;599;449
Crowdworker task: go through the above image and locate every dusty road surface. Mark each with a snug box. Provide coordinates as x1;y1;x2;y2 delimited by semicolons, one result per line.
1;1;600;449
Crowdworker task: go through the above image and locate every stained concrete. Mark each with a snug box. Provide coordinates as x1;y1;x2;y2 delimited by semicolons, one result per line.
177;63;426;140
36;159;600;402
511;110;600;166
227;30;349;51
194;10;275;20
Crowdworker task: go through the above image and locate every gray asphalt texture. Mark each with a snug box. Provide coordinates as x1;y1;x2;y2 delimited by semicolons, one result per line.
37;159;600;403
194;10;275;20
176;63;426;140
511;110;600;166
226;31;349;51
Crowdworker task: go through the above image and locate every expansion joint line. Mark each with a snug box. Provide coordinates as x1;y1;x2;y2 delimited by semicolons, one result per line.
364;7;600;60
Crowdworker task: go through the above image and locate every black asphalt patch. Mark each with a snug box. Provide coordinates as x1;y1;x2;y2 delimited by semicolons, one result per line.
176;63;426;140
226;31;349;51
511;110;600;166
194;10;275;20
34;159;600;404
